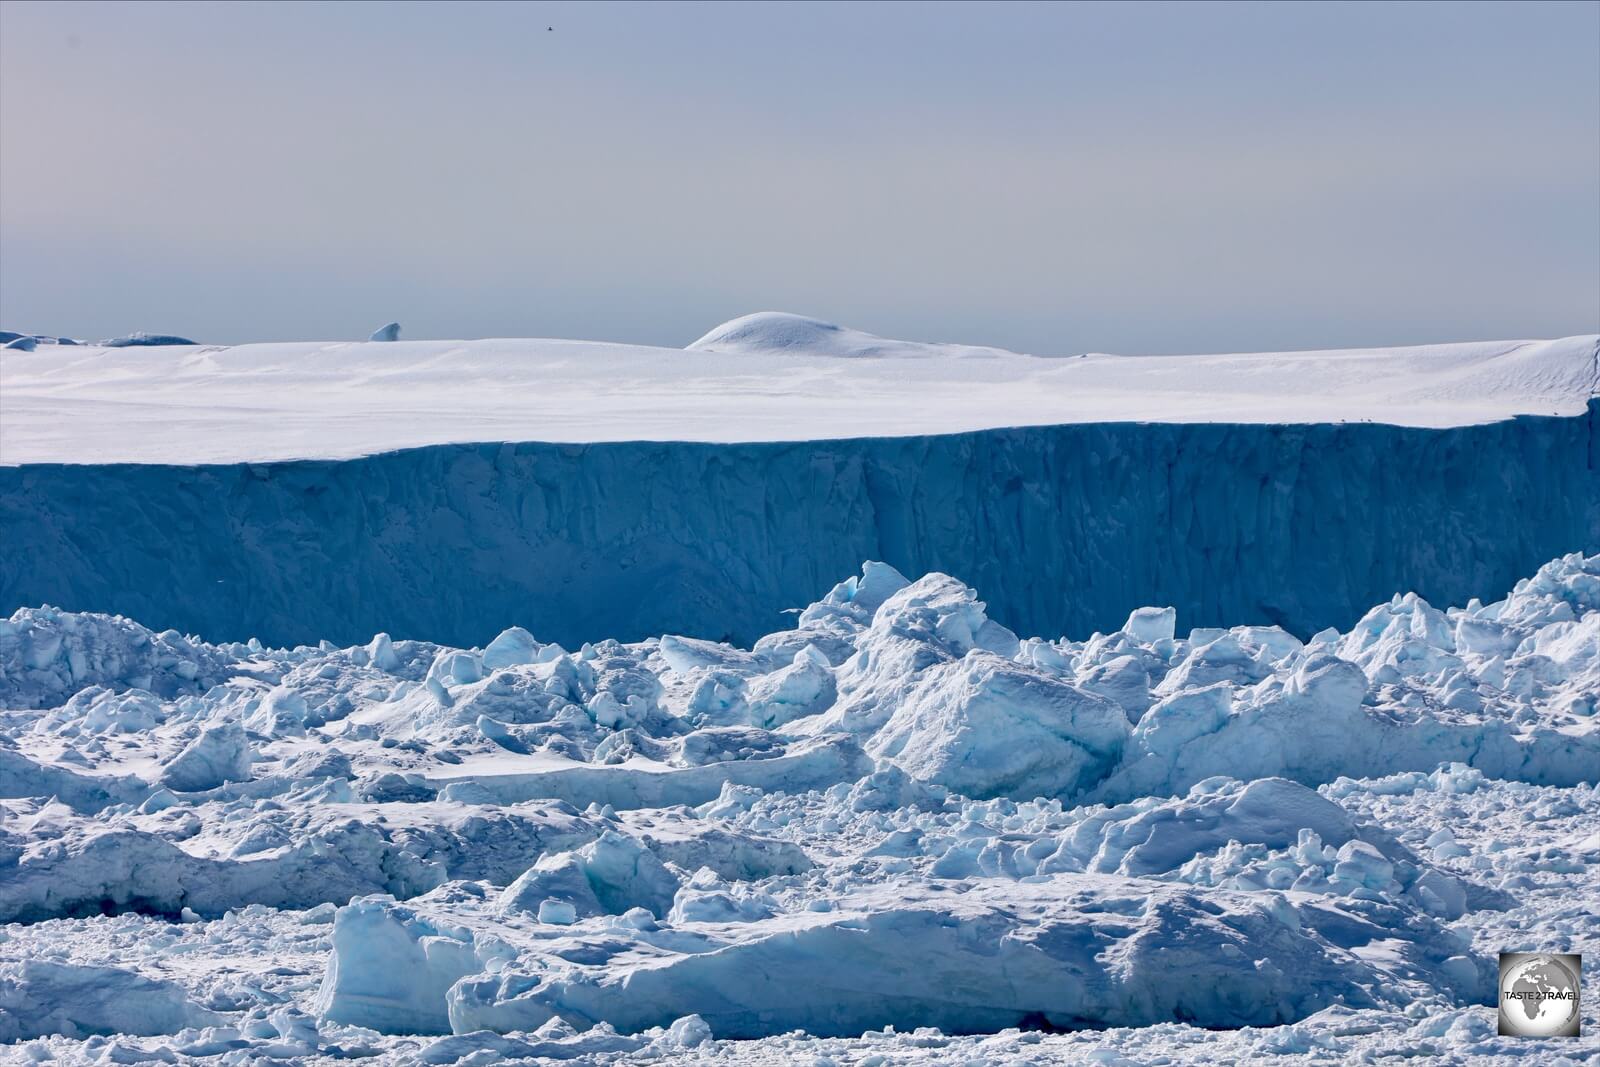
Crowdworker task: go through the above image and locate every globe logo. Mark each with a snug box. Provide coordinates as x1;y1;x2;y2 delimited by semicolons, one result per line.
1498;952;1581;1038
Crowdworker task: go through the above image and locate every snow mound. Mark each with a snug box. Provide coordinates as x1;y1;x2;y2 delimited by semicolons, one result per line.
686;311;1019;359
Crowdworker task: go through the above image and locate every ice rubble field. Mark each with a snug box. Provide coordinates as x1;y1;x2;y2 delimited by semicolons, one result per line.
2;552;1597;1064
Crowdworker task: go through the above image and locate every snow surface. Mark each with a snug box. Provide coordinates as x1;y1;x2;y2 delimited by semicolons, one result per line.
3;553;1598;1062
1;314;1594;464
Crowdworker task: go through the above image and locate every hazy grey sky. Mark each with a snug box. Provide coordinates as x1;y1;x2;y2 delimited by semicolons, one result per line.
2;0;1596;353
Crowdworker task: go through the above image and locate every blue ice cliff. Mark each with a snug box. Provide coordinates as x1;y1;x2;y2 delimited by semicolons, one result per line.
2;404;1594;648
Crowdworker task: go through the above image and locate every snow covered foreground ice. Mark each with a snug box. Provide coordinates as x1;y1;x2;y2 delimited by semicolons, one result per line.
2;553;1598;1064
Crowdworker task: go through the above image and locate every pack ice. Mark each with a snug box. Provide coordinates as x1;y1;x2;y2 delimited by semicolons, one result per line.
2;553;1597;1063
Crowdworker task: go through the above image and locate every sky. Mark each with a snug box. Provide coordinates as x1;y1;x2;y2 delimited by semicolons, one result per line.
1;0;1597;354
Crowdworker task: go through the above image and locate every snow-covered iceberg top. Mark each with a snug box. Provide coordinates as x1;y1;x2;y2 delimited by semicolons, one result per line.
2;312;1594;464
686;311;1023;359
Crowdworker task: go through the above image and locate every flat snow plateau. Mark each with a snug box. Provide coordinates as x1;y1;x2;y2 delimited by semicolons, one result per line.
2;312;1596;464
3;553;1598;1064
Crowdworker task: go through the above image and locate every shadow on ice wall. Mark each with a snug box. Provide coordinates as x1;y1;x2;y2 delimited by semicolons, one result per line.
3;402;1596;649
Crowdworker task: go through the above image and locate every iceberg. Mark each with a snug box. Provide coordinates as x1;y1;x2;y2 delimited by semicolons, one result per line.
1;307;1597;1067
2;323;1594;651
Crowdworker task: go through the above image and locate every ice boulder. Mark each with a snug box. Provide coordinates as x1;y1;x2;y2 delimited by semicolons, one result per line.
1128;683;1234;766
871;573;1021;659
313;896;482;1034
1124;605;1177;644
844;763;949;813
483;626;539;670
161;721;253;791
1153;633;1266;696
1331;839;1394;892
744;646;837;728
48;685;166;735
500;852;604;919
1285;652;1368;708
1337;593;1460;678
367;632;402;671
798;560;913;627
868;654;1129;800
1076;653;1154;722
658;634;760;673
815;572;1022;737
686;312;858;355
539;898;578;925
245;685;310;736
424;648;484;705
499;831;681;919
369;322;401;342
0;960;223;1040
668;870;779;924
683;669;749;726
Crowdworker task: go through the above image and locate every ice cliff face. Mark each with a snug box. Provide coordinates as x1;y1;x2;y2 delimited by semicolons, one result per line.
2;405;1595;650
